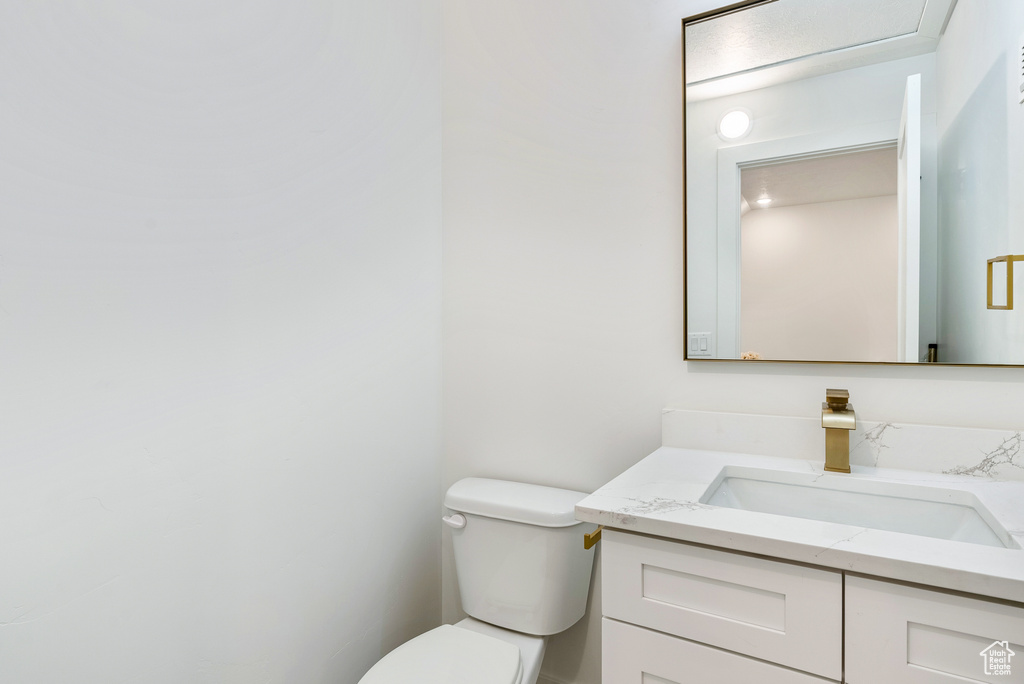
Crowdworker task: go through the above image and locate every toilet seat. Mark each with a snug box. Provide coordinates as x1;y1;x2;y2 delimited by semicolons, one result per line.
358;624;523;684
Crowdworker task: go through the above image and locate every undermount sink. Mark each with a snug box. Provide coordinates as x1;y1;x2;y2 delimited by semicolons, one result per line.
700;466;1018;549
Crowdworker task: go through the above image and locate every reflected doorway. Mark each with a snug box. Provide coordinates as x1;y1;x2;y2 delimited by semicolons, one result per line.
739;146;899;361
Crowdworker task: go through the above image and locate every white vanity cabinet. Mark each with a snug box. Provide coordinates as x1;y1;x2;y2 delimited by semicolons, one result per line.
846;576;1024;683
602;530;843;682
601;530;1024;684
602;618;833;684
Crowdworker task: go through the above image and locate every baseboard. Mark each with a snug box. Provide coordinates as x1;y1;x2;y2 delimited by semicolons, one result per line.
537;676;569;684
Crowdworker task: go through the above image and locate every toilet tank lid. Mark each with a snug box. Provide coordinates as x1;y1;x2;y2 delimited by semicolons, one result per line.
444;478;589;528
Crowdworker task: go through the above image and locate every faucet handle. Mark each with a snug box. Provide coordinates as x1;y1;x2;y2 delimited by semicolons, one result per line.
825;388;850;410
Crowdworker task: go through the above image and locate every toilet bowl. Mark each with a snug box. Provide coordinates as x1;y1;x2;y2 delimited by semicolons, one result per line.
358;618;545;684
357;478;596;684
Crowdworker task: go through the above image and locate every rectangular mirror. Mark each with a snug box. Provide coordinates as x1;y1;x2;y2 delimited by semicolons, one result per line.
684;0;1024;365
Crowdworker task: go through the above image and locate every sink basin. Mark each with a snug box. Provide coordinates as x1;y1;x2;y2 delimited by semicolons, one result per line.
701;466;1018;549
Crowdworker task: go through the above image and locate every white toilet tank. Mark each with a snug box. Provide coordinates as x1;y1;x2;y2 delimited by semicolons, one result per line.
444;478;597;636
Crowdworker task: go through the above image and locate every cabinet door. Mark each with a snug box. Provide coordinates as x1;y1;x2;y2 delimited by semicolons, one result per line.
602;530;842;680
602;617;836;684
846;575;1024;683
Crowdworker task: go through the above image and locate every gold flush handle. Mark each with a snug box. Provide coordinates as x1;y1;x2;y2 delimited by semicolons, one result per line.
583;525;604;550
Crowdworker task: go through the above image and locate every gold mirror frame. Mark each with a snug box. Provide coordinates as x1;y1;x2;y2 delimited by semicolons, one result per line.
680;0;1024;368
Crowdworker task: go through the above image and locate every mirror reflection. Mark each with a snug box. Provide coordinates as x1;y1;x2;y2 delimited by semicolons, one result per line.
684;0;1024;365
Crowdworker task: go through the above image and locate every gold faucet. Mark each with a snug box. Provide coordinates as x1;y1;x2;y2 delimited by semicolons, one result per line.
822;389;856;473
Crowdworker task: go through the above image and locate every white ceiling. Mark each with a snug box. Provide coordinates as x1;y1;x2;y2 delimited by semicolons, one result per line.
741;146;898;209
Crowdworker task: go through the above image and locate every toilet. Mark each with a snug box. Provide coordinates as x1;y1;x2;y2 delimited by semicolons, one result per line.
358;477;597;684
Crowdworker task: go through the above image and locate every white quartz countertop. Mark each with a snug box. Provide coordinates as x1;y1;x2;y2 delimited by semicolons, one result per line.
575;447;1024;604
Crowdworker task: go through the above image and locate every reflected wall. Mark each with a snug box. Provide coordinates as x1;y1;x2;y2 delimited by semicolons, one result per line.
937;1;1024;364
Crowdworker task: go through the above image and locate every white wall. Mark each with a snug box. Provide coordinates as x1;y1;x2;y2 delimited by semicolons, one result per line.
441;2;701;681
442;2;1024;684
0;2;442;683
936;0;1024;364
741;196;899;362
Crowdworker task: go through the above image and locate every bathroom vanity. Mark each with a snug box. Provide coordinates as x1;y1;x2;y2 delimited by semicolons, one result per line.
577;441;1024;683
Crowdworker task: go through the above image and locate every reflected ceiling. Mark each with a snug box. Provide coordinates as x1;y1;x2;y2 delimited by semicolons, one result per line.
684;0;957;102
686;0;928;83
741;147;898;209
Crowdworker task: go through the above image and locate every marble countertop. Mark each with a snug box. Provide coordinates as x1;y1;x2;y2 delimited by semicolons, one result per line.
575;447;1024;603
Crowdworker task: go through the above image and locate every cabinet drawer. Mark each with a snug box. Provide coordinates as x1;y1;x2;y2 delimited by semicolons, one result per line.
846;575;1024;683
602;530;842;680
603;617;836;684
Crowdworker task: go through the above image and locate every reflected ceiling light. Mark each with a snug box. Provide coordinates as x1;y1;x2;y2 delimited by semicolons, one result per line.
718;108;752;141
757;197;773;206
